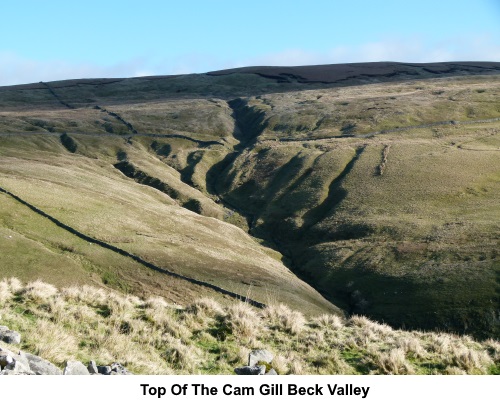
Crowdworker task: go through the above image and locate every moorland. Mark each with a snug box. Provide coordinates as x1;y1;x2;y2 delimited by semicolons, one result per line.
0;61;499;345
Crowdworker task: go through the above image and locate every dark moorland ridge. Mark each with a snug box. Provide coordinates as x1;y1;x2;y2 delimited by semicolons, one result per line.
207;61;500;83
0;61;499;339
3;61;500;91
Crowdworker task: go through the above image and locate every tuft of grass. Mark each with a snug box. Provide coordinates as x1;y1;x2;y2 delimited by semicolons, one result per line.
22;280;58;302
263;304;306;334
311;313;345;329
375;348;414;375
163;336;201;373
449;346;492;374
187;298;225;318
224;302;262;342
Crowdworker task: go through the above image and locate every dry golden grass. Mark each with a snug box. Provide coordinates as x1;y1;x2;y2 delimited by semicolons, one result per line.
396;336;428;360
1;279;497;375
374;348;415;375
187;297;225;317
312;313;345;330
263;304;306;334
449;346;492;373
22;280;58;301
224;302;262;342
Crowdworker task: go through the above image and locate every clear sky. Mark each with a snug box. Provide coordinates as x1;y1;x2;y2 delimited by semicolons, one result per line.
1;0;499;85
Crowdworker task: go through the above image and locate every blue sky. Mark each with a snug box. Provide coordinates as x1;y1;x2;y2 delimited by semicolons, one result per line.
1;0;499;85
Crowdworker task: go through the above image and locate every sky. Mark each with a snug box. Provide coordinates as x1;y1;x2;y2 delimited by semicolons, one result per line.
1;0;499;85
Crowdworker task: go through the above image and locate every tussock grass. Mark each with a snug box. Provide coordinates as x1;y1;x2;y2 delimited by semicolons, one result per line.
374;348;415;375
224;302;262;342
263;304;306;334
0;283;12;304
187;297;225;317
449;346;492;373
311;313;345;329
396;336;428;360
163;336;202;373
0;279;497;375
0;277;23;304
22;280;58;301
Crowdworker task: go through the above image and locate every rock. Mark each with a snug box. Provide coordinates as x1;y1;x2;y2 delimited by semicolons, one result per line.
0;352;15;368
248;349;274;367
110;362;132;375
265;368;278;375
1;368;35;375
13;351;30;370
25;352;62;375
88;360;98;375
97;365;112;375
6;357;32;374
234;365;266;375
0;329;21;345
63;360;90;375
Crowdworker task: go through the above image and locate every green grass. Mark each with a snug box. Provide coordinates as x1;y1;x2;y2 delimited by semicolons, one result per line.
0;134;339;316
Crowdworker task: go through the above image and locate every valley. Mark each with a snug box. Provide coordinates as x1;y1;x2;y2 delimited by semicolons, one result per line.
0;62;499;338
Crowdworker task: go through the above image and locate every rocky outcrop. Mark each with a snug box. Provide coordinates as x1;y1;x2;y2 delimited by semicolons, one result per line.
248;349;274;367
0;348;132;376
0;348;35;375
0;325;132;375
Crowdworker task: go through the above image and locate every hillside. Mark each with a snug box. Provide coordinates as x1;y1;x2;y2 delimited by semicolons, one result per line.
0;61;499;338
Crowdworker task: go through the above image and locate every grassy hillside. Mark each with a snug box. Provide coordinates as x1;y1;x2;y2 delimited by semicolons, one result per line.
0;62;499;338
215;75;500;338
0;133;338;316
1;279;498;375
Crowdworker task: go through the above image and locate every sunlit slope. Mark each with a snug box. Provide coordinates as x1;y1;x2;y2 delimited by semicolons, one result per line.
0;135;339;315
225;75;500;139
